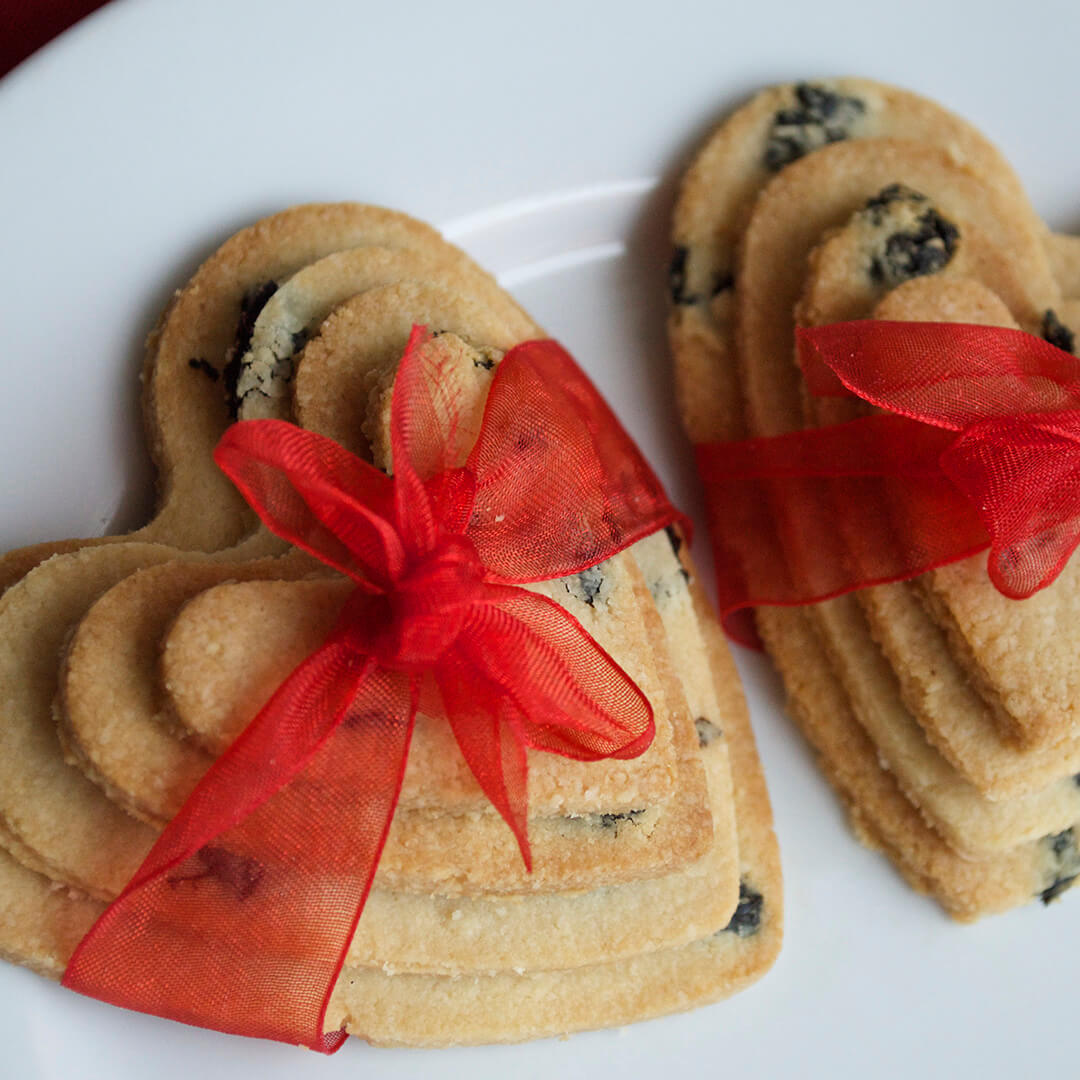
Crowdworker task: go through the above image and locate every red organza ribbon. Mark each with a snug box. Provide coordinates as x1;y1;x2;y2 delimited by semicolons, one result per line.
63;328;683;1050
695;320;1080;646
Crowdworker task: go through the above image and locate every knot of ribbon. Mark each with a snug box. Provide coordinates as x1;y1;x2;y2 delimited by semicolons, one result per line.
63;327;683;1051
695;319;1080;646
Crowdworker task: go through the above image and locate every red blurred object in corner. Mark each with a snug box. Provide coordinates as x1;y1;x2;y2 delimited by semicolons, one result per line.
2;0;112;80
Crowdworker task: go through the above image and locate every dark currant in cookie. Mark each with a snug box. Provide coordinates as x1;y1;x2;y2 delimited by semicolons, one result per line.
724;880;764;937
711;271;735;297
695;717;722;747
663;525;691;585
670;246;694;304
168;845;265;901
567;565;605;607
764;82;867;171
1039;828;1080;904
1042;308;1076;353
597;809;647;831
222;279;278;419
187;357;220;381
861;185;959;287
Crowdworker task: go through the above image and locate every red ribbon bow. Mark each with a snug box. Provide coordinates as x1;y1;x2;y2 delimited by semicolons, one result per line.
695;320;1080;646
63;327;683;1050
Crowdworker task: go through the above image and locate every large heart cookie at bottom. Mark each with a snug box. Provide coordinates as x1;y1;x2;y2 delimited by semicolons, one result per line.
0;577;780;1042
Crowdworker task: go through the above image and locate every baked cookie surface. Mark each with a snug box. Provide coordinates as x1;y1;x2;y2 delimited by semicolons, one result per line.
0;201;778;1045
670;78;1080;919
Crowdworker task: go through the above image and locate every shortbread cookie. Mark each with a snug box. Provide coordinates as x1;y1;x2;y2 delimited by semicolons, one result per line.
51;556;709;898
669;78;1036;444
0;205;493;594
54;324;716;894
796;196;1080;750
793;207;1080;840
83;567;680;821
867;281;1080;789
0;580;779;1043
793;257;1080;852
0;197;769;1039
670;83;1076;912
231;245;540;421
731;145;1078;902
63;539;738;972
292;282;527;454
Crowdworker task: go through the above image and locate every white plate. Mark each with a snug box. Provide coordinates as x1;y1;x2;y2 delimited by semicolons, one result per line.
1;1;1078;1076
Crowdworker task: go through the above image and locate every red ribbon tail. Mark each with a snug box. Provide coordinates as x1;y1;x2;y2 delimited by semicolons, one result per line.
432;585;658;871
465;586;655;758
440;686;533;872
63;644;417;1052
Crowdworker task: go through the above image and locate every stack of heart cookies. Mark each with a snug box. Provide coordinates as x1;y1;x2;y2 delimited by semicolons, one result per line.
0;204;780;1045
670;77;1080;920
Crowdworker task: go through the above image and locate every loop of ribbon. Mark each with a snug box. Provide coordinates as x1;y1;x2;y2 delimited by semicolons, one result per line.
695;320;1080;646
63;327;684;1050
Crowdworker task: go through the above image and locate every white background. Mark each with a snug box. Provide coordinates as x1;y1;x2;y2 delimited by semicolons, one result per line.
1;1;1077;1076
